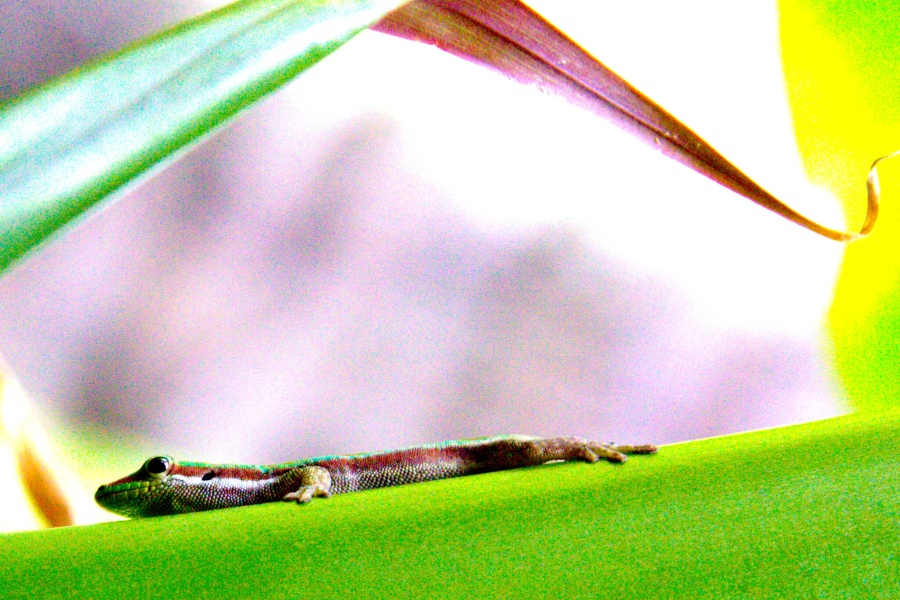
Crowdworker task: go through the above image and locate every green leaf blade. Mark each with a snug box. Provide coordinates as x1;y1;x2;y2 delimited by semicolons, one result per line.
0;0;408;273
2;410;898;598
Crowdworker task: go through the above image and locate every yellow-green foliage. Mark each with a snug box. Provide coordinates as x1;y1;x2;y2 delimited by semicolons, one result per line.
781;0;900;411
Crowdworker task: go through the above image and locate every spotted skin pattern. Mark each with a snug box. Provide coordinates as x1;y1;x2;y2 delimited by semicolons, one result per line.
95;435;657;518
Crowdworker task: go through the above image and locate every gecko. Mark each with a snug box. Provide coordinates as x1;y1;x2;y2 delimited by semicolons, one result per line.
95;435;657;518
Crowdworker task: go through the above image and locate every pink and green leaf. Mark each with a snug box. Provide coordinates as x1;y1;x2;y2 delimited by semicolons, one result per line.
0;0;872;276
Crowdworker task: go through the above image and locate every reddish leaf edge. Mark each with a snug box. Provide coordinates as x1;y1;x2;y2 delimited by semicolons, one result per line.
373;0;882;242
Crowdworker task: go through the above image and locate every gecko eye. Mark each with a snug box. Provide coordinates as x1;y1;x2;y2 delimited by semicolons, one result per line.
144;456;172;476
201;471;216;481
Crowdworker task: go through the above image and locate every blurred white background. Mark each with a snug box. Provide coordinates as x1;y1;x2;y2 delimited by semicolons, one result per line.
0;0;845;483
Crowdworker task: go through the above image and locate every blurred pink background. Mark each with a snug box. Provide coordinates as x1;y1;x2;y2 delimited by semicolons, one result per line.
0;1;846;463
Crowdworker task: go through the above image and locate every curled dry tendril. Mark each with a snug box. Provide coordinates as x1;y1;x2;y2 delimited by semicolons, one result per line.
376;0;893;242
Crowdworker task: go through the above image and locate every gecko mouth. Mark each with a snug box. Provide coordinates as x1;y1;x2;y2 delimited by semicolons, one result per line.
95;480;154;507
94;485;122;501
95;482;160;518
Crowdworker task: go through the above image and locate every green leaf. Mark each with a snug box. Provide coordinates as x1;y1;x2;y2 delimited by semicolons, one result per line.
0;0;407;273
2;410;896;598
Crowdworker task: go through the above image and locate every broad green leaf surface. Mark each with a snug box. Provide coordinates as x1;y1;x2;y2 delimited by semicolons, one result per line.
2;410;898;598
780;1;900;411
0;0;407;273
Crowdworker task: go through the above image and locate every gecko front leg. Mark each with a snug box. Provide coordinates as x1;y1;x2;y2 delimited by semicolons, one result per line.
282;466;332;504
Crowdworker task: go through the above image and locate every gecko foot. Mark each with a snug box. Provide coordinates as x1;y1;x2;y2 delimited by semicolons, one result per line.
609;444;658;455
283;485;331;504
282;465;333;504
585;441;658;464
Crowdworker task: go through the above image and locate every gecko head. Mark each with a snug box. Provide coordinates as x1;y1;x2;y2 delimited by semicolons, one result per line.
95;456;177;518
